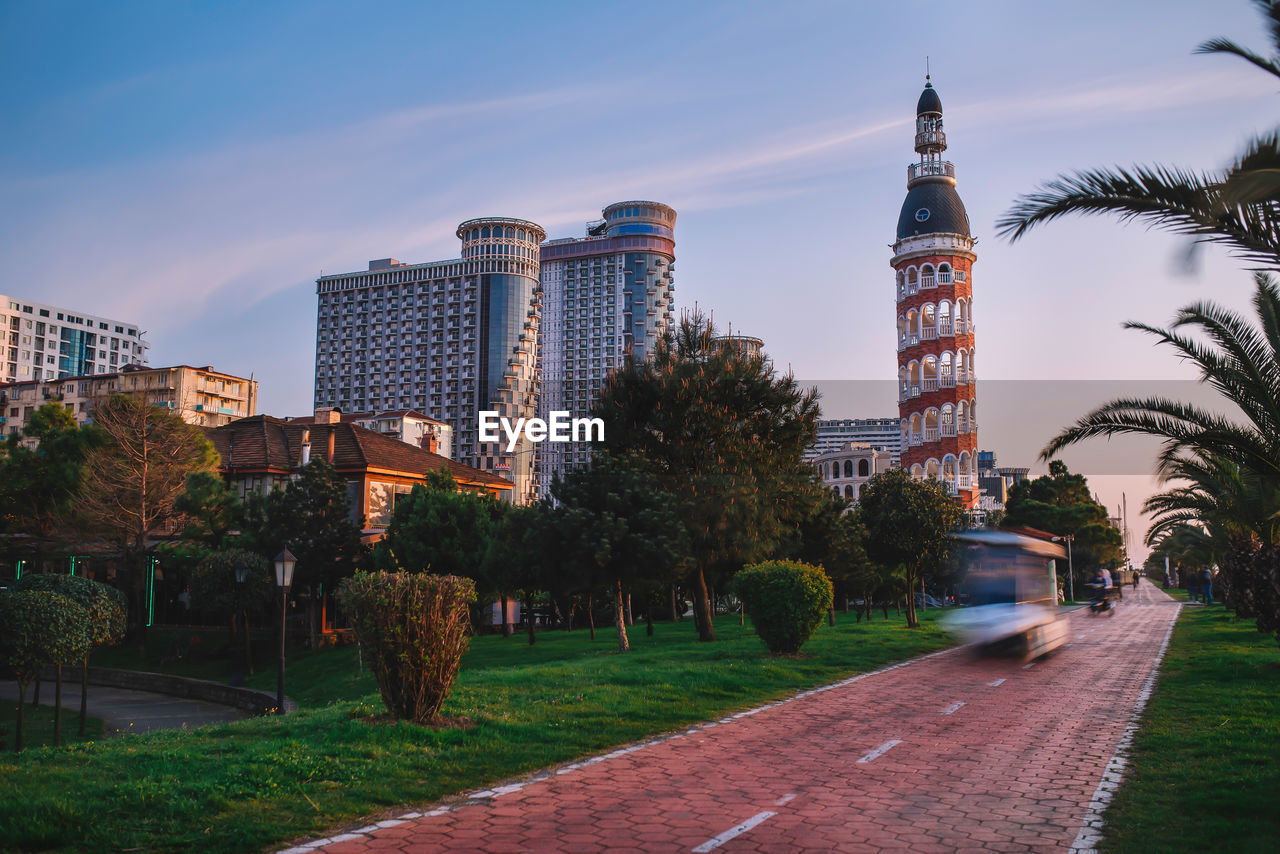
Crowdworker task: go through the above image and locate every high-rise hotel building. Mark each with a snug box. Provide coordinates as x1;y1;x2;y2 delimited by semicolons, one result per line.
1;295;149;383
536;201;676;494
313;219;545;502
892;77;978;506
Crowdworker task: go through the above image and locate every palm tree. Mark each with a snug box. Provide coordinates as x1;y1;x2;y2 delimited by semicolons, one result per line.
1041;272;1280;477
997;0;1280;268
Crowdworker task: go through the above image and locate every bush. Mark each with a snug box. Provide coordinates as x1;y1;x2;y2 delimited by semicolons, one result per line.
13;575;127;650
733;560;833;654
339;571;476;723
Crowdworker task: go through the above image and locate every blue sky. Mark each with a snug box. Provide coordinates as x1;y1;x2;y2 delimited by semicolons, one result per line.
3;0;1275;559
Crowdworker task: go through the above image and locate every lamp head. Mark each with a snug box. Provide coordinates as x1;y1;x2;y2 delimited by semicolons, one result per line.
273;549;297;589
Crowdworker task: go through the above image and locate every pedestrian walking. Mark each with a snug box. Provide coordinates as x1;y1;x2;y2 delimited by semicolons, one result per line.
1132;571;1139;590
1201;567;1214;605
1187;567;1201;603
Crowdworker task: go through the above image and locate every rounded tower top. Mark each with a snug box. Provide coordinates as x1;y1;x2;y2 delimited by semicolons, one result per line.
917;78;942;116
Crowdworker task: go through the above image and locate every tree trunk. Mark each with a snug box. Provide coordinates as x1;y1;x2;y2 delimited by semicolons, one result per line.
646;599;654;636
32;673;40;708
669;585;679;623
500;594;513;637
53;663;63;747
587;592;596;641
906;575;919;628
79;656;89;737
691;568;715;642
613;579;631;653
244;608;254;675
827;602;835;627
624;591;633;627
15;680;27;753
525;591;536;646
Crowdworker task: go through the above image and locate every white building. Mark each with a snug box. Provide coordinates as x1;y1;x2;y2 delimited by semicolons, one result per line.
313;219;543;503
812;442;895;501
536;201;676;496
1;295;149;384
808;417;902;464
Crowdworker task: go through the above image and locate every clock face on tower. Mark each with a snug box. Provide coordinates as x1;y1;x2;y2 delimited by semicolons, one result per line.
914;208;931;223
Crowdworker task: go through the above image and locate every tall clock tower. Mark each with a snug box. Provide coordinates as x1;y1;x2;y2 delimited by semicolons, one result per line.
892;77;978;507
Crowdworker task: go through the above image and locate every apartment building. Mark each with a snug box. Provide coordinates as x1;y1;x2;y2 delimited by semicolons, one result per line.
0;295;149;383
0;363;258;437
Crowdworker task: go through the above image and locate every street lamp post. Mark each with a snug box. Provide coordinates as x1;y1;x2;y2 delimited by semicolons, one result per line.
273;549;296;715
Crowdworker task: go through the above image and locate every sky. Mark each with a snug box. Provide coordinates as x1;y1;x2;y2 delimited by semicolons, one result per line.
3;0;1275;563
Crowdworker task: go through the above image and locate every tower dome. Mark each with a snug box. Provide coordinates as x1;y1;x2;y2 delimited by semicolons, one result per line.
917;81;942;116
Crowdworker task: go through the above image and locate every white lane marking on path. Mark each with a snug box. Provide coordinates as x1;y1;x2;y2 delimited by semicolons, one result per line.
1023;662;1037;669
989;678;1006;687
856;739;902;764
1070;604;1182;854
691;810;777;852
941;702;965;716
775;793;796;806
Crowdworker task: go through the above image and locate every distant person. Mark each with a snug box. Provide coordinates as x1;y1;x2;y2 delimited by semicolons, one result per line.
1201;567;1214;605
1132;571;1140;590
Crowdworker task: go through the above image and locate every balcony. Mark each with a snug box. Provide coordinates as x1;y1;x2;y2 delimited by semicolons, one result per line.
907;160;954;182
923;377;938;392
924;427;939;442
938;271;953;284
921;326;937;340
910;385;920;398
938;321;953;336
942;424;956;437
921;275;936;289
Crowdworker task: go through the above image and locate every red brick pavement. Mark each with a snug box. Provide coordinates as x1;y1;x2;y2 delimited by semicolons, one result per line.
287;581;1180;854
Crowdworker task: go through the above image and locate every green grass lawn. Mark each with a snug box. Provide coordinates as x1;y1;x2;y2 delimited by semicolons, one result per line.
0;611;950;854
0;701;105;753
1101;599;1280;853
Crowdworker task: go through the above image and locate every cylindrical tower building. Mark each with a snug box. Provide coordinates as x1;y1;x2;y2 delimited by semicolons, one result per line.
891;77;978;507
457;217;546;503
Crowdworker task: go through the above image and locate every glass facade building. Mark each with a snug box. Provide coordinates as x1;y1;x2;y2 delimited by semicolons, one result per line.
314;218;544;502
536;201;676;496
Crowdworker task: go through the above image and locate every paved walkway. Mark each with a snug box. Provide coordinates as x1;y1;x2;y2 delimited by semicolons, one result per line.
0;680;251;735
287;580;1179;854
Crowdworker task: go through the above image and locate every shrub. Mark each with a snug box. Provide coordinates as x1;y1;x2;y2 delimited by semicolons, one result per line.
339;571;476;723
0;590;92;751
13;575;127;650
733;560;833;654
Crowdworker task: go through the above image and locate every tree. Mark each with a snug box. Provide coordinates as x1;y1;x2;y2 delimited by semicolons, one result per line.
12;575;126;738
595;312;820;641
997;1;1280;269
790;492;870;625
188;548;273;678
174;470;243;550
482;502;553;644
0;590;91;751
859;468;965;628
71;395;218;634
372;468;495;580
243;459;364;648
550;454;688;653
0;402;102;562
1003;460;1125;588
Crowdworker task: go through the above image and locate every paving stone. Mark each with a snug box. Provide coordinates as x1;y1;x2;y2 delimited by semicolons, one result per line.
301;581;1179;853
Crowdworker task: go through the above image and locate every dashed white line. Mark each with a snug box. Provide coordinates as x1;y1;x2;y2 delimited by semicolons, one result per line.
1023;662;1037;670
691;810;777;852
774;793;796;806
942;701;965;716
989;678;1006;687
856;739;902;764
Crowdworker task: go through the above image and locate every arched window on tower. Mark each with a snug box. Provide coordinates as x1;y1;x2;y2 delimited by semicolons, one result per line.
957;400;968;434
844;460;853;478
898;365;909;401
907;267;918;294
909;412;922;445
959;451;971;488
925;458;940;480
911;463;924;480
942;454;958;493
844;485;854;499
906;309;919;344
922;304;937;339
940;352;954;387
925;408;939;442
923;355;938;391
908;360;921;396
897;271;906;301
922;264;936;288
941;403;955;437
938;300;953;336
897;315;907;350
938;263;952;284
859;459;869;477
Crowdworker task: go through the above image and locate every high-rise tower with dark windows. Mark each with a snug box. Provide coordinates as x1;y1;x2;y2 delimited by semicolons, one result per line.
536;201;676;496
314;218;544;502
891;77;978;506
